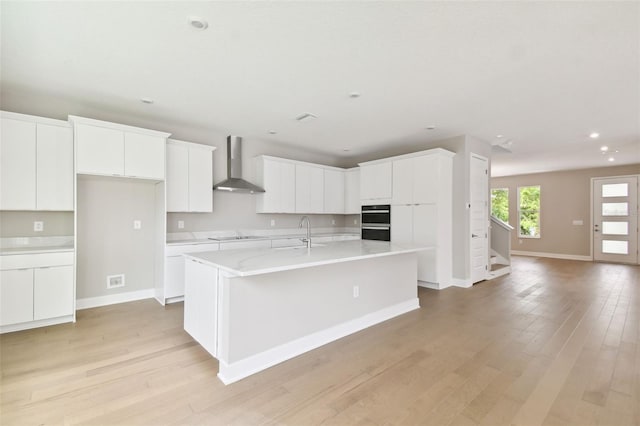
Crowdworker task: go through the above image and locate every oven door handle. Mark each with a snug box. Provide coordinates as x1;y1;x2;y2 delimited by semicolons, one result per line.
362;226;391;230
362;210;390;214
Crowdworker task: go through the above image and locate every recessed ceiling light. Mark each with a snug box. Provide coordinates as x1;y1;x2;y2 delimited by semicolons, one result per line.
188;17;208;30
600;145;609;152
590;132;600;139
608;157;615;162
496;134;504;138
348;92;361;98
140;98;154;104
268;130;277;135
425;126;436;130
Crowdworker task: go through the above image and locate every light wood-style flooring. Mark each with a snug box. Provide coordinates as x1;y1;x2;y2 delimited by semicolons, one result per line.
1;256;639;425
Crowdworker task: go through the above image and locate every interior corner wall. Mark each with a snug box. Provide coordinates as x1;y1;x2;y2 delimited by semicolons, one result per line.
76;176;157;299
490;163;640;257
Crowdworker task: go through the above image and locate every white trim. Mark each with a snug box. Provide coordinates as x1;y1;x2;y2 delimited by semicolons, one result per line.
1;315;74;334
68;115;171;138
487;266;511;280
418;281;439;290
358;147;455;167
216;298;419;385
76;288;155;310
451;278;473;288
167;138;216;152
1;110;70;127
511;250;592;261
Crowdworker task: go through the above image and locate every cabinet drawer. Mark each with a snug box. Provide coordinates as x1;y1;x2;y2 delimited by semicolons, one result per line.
0;251;74;270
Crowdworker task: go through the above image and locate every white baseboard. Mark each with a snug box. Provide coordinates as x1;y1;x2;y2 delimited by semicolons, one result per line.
217;298;420;385
487;266;511;280
451;278;472;288
1;315;74;334
76;288;155;310
418;281;439;290
511;250;592;262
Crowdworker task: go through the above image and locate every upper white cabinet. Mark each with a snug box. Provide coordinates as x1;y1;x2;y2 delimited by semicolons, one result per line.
392;154;440;205
360;161;392;203
344;168;360;214
0;112;73;211
295;164;324;213
71;116;170;180
255;156;296;213
166;139;215;212
324;168;345;214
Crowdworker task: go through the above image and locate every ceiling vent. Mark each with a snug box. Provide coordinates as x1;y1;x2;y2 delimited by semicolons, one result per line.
295;112;317;122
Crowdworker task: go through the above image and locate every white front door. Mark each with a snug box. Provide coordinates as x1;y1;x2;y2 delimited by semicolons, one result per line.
470;154;489;283
593;176;639;264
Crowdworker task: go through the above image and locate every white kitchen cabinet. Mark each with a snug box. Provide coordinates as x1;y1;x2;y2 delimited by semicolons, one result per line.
255;156;296;213
360;162;392;202
184;257;218;357
219;240;271;251
36;123;74;210
163;242;220;304
344;168;360;214
166;139;215;212
0;269;34;326
71;116;170;180
295;164;324;213
392;204;438;282
392;154;440;205
0;251;75;332
33;265;74;320
0;113;73;211
324;169;345;214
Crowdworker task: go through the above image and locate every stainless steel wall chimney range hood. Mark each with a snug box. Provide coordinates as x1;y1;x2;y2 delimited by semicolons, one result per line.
213;136;265;193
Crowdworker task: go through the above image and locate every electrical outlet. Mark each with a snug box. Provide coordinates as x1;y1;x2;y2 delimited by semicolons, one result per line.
270;219;276;227
107;274;125;289
178;220;185;229
33;221;43;232
133;220;142;230
353;219;357;225
353;285;359;298
332;219;336;225
572;220;583;226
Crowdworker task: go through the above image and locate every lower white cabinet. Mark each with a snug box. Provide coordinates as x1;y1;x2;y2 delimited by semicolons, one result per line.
0;252;75;331
163;242;220;304
184;258;218;357
392;204;438;283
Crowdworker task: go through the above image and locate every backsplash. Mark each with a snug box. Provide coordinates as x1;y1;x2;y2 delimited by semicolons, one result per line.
0;211;74;237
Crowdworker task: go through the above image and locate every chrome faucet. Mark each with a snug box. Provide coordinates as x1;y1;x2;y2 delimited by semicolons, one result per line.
299;216;311;249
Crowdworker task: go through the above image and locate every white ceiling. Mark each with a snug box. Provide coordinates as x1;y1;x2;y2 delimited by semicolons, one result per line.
1;1;638;176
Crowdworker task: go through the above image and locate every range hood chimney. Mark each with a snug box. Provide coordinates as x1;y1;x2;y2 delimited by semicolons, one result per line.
213;136;265;193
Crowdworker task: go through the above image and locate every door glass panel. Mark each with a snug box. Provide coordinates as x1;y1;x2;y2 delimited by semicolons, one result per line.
602;221;629;235
602;240;628;254
602;183;628;197
602;203;628;216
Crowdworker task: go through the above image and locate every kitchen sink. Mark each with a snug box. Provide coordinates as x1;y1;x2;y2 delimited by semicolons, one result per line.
208;236;260;241
274;243;326;250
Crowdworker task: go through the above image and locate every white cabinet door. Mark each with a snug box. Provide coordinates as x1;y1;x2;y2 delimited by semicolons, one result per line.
391;205;413;245
324;169;345;214
165;256;185;299
256;158;295;213
184;258;218;357
36;124;73;210
124;132;165;179
413;204;438;282
0;118;36;210
0;269;34;326
295;164;324;213
188;148;213;212
33;265;74;320
413;155;439;204
166;142;189;212
75;124;124;176
360;162;392;201
392;158;414;205
344;168;360;214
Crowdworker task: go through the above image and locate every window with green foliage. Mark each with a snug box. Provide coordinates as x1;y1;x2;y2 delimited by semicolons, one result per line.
518;186;541;238
491;188;509;223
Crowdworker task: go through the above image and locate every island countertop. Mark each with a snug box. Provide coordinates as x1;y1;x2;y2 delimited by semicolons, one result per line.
183;239;432;277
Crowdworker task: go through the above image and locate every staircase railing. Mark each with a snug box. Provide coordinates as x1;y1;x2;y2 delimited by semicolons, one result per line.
490;215;514;267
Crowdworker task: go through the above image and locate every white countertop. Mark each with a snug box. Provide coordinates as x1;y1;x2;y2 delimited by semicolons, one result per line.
167;231;360;246
184;240;432;277
0;236;74;255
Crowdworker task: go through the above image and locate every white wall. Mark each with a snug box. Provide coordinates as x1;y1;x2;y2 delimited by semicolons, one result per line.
0;211;73;237
76;176;159;299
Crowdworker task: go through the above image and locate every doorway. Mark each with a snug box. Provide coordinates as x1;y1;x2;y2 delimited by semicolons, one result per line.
592;176;639;264
471;154;489;283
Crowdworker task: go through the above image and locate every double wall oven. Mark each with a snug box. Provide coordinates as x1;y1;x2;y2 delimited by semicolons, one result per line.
361;205;391;241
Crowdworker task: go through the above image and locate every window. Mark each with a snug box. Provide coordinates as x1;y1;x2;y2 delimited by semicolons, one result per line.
518;185;540;238
491;188;509;222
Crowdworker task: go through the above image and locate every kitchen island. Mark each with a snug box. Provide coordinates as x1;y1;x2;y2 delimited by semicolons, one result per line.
183;240;431;384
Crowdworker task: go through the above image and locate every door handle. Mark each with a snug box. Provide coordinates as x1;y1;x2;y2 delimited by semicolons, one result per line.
472;234;479;238
594;224;599;232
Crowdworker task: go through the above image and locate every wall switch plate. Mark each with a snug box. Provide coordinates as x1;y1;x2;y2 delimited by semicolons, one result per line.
572;220;584;226
353;285;359;298
107;274;125;289
33;221;44;232
270;219;276;227
178;220;185;229
332;219;336;225
133;220;142;230
353;219;358;225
